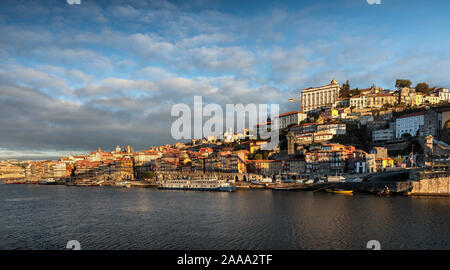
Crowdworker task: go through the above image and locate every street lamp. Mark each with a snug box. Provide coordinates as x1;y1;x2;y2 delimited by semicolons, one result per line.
288;97;302;112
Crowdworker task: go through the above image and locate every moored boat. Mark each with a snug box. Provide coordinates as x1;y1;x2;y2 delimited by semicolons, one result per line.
159;177;236;192
272;183;309;191
249;183;267;189
325;189;353;195
38;178;56;185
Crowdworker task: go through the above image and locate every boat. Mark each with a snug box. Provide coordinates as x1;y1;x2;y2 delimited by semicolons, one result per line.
304;179;314;184
115;181;131;188
347;177;363;183
327;175;346;183
38;178;56;185
249;183;267;189
272;184;308;191
6;180;26;184
158;177;236;192
325;189;353;195
235;184;250;189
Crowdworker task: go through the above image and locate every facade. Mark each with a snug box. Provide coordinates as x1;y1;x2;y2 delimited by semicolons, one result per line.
395;112;425;138
438;88;450;101
246;160;274;175
278;111;307;129
0;162;25;179
316;123;346;135
423;94;440;104
301;79;341;113
376;158;395;171
349;87;396;110
349;95;367;109
305;144;354;177
372;129;394;142
438;107;450;129
397;87;417;106
334;98;350;108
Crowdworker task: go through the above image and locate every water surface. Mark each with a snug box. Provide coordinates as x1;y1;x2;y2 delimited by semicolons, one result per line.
0;185;449;250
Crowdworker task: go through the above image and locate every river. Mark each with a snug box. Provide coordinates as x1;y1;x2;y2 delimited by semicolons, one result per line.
0;184;449;250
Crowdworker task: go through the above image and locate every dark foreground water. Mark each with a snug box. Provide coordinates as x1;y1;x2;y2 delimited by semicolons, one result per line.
0;184;449;250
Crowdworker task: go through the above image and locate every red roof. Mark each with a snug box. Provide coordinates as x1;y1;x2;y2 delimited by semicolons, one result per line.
279;111;302;117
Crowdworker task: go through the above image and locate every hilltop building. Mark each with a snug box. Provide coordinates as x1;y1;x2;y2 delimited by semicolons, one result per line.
301;79;341;113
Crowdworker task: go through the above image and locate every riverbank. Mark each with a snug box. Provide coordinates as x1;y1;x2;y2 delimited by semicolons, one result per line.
3;178;450;196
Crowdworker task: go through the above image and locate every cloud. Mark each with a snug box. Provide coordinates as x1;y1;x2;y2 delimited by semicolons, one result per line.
1;0;450;158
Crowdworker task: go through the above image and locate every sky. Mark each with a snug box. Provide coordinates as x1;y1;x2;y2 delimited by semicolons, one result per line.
1;0;450;159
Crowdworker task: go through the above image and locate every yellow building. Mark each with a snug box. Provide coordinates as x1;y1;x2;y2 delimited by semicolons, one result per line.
415;93;423;106
376;158;394;171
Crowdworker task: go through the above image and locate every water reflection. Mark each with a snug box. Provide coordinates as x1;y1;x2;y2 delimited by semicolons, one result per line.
0;185;449;250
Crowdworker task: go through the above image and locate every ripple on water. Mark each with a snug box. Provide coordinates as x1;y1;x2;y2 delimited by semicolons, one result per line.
0;185;449;250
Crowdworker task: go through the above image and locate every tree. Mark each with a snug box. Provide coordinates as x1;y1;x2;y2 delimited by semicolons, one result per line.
349;88;360;97
395;79;412;88
142;171;156;180
340;80;350;98
415;82;430;94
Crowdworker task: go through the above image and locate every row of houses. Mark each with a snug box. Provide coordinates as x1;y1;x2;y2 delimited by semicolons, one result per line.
372;107;450;142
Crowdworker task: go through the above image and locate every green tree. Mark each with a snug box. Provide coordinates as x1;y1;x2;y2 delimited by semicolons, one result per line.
349;88;360;97
395;79;412;88
415;82;430;94
340;80;350;98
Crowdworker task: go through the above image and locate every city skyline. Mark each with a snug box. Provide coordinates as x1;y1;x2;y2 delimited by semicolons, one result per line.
2;0;450;158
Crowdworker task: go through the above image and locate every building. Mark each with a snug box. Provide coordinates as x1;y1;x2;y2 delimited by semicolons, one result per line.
278;111;307;129
305;144;355;177
246;160;274;175
372;129;395;142
437;107;450;130
396;87;417;106
423;94;440;104
0;162;25;179
349;87;396;110
438;88;450;101
301;79;341;113
376;158;395;171
349;95;366;109
281;159;306;175
395;111;426;138
334;98;350;108
316;123;346;135
370;147;388;159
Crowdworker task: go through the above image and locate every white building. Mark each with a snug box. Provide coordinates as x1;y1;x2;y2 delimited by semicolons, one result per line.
301;79;341;113
395;112;425;138
349;95;367;109
278;111;307;129
438;88;450;101
316;123;346;135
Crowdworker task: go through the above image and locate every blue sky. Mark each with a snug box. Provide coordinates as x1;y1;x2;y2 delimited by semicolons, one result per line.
1;0;450;159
